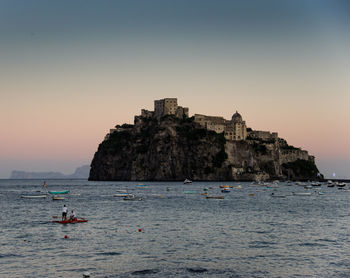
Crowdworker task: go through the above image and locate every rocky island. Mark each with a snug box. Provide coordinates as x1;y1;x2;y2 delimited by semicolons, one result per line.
89;98;321;181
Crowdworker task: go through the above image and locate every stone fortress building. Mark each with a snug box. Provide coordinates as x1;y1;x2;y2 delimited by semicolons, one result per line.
194;112;248;141
107;98;278;142
139;98;189;120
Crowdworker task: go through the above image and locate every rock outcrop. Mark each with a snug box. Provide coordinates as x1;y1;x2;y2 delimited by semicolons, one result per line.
89;116;321;181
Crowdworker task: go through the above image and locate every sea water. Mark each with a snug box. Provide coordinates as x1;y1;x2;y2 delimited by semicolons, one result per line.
1;180;350;278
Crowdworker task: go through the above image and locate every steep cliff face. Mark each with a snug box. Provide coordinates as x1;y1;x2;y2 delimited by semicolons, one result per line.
89;116;321;181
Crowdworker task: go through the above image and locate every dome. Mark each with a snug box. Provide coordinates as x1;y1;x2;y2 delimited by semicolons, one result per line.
231;111;242;122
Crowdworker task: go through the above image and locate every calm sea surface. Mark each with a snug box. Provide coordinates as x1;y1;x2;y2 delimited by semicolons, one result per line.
1;179;350;278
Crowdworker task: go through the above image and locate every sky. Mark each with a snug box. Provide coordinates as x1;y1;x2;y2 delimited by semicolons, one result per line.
0;0;349;179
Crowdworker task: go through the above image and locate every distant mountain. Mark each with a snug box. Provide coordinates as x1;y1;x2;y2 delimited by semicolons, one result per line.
10;165;90;179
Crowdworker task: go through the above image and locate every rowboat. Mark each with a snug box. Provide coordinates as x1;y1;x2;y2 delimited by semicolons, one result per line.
123;195;143;201
184;190;196;194
136;184;149;188
206;196;224;199
219;185;233;188
271;193;286;198
113;193;132;197
293;192;311;196
52;195;65;200
21;194;47;199
48;190;70;194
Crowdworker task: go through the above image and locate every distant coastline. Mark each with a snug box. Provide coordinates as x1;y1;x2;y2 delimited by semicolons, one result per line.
9;165;90;179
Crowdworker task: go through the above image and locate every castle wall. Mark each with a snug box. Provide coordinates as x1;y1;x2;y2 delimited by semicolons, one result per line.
248;130;278;140
279;149;309;164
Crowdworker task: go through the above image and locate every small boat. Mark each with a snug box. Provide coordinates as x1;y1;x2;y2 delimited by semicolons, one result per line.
206;196;224;199
136;184;149;188
123;195;143;201
219;185;233;188
311;182;321;186
184;179;192;184
221;188;230;193
52;195;65;200
52;218;88;224
248;193;255;197
21;194;47;199
337;182;347;187
293;192;311;196
318;192;326;195
184;190;196;194
200;192;208;196
48;190;70;194
271;193;286;198
295;182;306;186
113;193;132;197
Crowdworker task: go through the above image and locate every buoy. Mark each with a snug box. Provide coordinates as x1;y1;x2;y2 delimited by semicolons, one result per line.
83;271;90;277
138;228;142;232
64;235;69;239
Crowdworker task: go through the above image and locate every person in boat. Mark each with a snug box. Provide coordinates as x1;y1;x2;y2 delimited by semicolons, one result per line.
62;205;68;220
69;210;77;221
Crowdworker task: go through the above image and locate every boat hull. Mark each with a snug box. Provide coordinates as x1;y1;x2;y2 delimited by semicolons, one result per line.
52;219;88;224
48;190;70;194
21;195;47;198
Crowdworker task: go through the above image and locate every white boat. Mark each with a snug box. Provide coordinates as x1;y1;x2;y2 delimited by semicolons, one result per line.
123;194;143;201
52;195;65;200
295;182;306;186
184;179;192;184
113;193;132;197
21;194;47;199
311;182;321;186
293;192;311;196
337;182;347;187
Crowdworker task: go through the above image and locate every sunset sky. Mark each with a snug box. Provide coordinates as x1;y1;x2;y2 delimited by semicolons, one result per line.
1;0;349;179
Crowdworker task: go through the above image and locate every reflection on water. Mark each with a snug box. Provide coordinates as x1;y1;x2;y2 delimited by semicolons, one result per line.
1;180;350;277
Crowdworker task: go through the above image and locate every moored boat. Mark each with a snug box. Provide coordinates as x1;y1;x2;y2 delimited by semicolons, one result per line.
206;195;224;199
293;192;311;196
113;193;132;197
337;182;346;187
219;185;233;188
184;179;192;184
52;195;65;200
48;190;70;194
21;194;47;199
311;182;321;186
123;195;143;201
184;190;196;194
221;188;230;193
271;193;286;198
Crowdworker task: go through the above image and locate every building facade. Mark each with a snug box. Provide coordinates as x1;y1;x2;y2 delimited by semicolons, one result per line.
194;111;247;141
